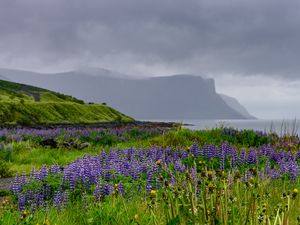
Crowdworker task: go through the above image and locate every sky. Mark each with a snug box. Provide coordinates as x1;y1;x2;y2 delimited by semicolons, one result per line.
0;0;299;119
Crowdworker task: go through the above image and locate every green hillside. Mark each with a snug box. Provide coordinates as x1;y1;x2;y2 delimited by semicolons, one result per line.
0;79;134;125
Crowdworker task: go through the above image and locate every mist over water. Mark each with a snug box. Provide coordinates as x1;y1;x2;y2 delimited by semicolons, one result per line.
141;119;300;136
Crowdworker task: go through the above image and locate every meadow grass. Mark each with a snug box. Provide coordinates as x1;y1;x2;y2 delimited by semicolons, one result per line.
1;126;300;224
2;171;300;225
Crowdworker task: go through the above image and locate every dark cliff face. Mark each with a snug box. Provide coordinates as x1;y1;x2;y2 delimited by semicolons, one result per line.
0;68;249;119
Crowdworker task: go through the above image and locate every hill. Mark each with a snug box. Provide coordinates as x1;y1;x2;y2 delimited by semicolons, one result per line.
0;79;133;125
0;68;255;120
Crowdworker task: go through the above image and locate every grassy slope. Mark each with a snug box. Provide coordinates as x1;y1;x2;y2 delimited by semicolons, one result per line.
0;79;133;124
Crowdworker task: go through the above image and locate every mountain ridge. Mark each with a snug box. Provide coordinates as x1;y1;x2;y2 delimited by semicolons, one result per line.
0;67;255;120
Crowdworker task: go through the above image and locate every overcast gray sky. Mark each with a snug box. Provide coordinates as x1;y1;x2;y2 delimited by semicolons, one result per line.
0;0;299;119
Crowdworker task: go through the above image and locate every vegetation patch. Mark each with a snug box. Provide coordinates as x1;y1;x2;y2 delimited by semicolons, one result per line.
0;126;299;224
0;79;133;125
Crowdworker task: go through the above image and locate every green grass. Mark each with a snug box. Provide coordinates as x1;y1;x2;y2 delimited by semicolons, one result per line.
1;175;300;224
0;79;83;104
5;140;156;175
0;79;133;125
8;146;100;174
0;127;300;224
149;127;279;148
0;194;162;225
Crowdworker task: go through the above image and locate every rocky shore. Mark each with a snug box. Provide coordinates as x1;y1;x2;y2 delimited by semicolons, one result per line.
0;121;180;129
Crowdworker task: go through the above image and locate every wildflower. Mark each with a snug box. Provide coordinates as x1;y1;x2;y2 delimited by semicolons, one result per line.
21;210;30;219
43;217;50;225
150;190;157;198
292;188;298;199
215;170;223;177
207;182;215;193
114;184;119;192
1;199;9;205
207;171;213;180
155;160;161;166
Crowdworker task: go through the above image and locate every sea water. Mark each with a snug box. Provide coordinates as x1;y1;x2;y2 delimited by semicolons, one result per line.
141;119;300;136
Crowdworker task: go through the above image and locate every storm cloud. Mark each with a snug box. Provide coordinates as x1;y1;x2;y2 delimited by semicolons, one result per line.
0;0;300;78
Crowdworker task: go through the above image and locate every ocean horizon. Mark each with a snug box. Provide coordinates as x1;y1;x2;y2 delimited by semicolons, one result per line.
140;118;300;136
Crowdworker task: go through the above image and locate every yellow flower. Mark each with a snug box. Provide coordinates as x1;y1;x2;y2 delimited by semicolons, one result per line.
155;160;161;165
293;188;298;194
43;218;50;225
150;190;157;198
207;171;213;180
134;214;139;220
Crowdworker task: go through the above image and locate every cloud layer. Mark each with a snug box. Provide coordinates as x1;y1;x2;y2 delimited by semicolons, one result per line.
0;0;300;77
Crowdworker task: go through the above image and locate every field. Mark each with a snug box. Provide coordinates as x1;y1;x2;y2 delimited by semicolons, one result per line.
0;126;300;225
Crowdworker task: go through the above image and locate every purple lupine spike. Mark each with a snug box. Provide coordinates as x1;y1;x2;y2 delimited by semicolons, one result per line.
40;166;48;181
231;148;238;168
286;152;293;161
219;145;226;171
18;194;26;211
296;151;300;160
265;144;273;157
118;182;125;195
174;160;186;173
203;144;209;157
146;183;153;192
265;159;271;174
103;182;113;196
11;175;22;195
270;152;280;162
62;191;69;208
288;160;298;183
50;164;62;174
94;182;102;201
247;149;257;164
190;140;199;156
53;191;63;208
173;148;180;160
190;167;198;185
146;167;154;190
170;174;177;186
181;149;188;159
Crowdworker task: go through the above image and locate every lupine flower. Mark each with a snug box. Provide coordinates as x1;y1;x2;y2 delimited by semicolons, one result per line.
9;141;300;211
